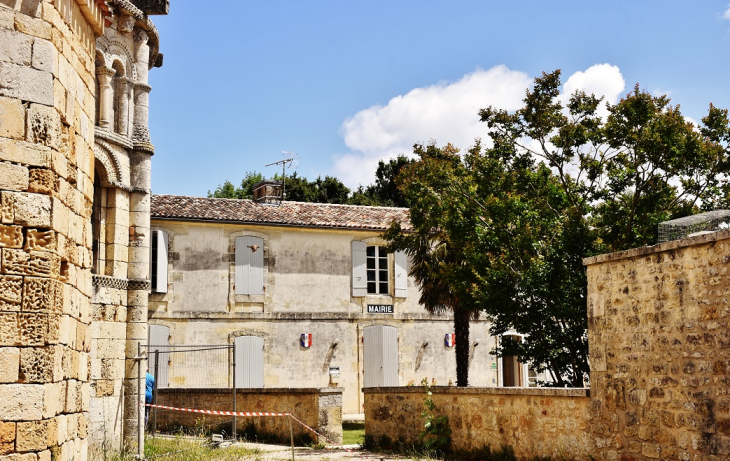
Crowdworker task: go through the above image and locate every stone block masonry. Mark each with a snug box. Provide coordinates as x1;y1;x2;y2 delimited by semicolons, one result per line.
585;229;730;460
154;387;344;445
0;0;107;459
364;386;593;459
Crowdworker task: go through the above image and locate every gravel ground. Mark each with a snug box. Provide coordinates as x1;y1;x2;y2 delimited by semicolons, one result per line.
235;442;429;461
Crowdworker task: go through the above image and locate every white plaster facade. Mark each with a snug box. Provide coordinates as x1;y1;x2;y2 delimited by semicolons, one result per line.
147;197;513;414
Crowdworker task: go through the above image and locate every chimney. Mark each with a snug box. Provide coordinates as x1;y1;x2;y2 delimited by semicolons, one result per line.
253;180;283;205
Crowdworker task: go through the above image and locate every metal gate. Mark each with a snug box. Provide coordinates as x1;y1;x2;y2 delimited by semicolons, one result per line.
234;335;265;387
363;325;398;387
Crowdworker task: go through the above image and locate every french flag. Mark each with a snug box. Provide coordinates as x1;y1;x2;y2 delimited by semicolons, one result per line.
300;333;312;348
444;333;455;347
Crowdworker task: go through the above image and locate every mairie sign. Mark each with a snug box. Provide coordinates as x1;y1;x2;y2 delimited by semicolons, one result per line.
367;304;394;314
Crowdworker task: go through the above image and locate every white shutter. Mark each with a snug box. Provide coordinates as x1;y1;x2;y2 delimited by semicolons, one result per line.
235;236;264;295
382;326;399;386
147;324;170;388
352;241;367;297
394;251;407;298
363;325;399;387
156;230;168;294
235;336;264;388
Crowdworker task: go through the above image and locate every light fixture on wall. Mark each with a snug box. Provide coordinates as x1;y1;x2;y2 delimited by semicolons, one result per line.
300;333;312;348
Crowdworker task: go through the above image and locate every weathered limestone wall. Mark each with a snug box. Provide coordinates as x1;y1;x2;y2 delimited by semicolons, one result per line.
585;230;730;460
0;0;106;458
364;387;593;458
154;387;344;444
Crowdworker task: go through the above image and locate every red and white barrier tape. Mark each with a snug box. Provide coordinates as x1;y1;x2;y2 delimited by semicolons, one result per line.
141;402;289;417
142;403;377;460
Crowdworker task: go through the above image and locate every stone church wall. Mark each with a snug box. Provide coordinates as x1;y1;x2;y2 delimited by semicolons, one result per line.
0;1;106;458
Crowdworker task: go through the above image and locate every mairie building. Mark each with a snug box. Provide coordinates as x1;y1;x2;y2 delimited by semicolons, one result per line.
147;181;541;414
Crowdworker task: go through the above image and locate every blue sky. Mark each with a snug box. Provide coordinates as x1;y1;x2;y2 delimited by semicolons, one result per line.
148;1;730;196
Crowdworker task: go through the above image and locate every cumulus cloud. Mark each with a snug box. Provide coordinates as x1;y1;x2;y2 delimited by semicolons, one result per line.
723;5;730;20
332;64;626;188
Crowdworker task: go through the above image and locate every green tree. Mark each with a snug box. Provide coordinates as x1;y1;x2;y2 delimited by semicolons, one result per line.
284;172;351;204
208;171;264;199
350;156;414;207
470;70;730;384
383;144;483;386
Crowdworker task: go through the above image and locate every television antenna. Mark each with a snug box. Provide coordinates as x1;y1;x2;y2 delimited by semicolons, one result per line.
265;151;300;201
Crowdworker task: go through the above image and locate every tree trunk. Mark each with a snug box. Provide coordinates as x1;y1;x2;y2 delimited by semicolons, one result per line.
454;306;470;386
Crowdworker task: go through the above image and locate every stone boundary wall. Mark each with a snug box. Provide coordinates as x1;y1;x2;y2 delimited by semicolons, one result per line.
364;387;593;459
154;387;343;444
585;229;730;460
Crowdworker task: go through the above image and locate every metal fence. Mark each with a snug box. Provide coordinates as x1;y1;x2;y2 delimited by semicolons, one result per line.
143;343;238;439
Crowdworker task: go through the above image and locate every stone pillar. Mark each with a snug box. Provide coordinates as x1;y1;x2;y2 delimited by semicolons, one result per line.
96;67;115;130
116;77;131;136
132;29;151;144
123;124;154;452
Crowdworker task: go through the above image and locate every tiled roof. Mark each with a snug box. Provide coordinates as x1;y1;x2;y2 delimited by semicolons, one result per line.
151;195;411;231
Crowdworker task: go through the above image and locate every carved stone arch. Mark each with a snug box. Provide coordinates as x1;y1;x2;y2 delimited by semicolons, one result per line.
107;39;138;81
93;140;124;187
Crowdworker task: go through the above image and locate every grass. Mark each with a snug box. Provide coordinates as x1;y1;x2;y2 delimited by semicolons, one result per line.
342;422;365;446
143;436;263;460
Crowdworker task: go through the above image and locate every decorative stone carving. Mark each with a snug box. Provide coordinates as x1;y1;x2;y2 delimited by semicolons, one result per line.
0;275;22;311
0;192;13;224
127;279;150;290
92;275;128;290
118;14;135;33
133;29;148;45
0;313;19;346
93;139;124;186
18;313;46;346
28;169;58;195
25;230;55;253
2;249;60;277
19;347;54;383
0;225;23;249
22;277;60;313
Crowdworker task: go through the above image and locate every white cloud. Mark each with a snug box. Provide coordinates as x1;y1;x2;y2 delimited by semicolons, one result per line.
559;63;626;118
332;64;626;188
333;65;531;187
723;5;730;20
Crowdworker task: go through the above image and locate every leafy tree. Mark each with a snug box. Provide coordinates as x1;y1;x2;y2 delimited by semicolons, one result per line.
284;172;351;204
479;71;730;252
350;156;415;207
383;144;484;386
208;171;264;199
388;71;730;387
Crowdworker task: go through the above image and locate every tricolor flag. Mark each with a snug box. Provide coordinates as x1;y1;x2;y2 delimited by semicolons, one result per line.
300;333;312;348
444;333;456;347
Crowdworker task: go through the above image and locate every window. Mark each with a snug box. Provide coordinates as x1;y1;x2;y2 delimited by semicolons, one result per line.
234;236;264;295
367;245;389;294
150;230;168;293
352;241;407;298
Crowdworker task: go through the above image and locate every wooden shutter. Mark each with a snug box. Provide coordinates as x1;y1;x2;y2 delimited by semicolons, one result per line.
234;336;264;388
381;326;399;386
147;324;170;388
156;230;168;294
363;325;399;387
352;241;367;297
394;251;407;298
235;236;264;295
